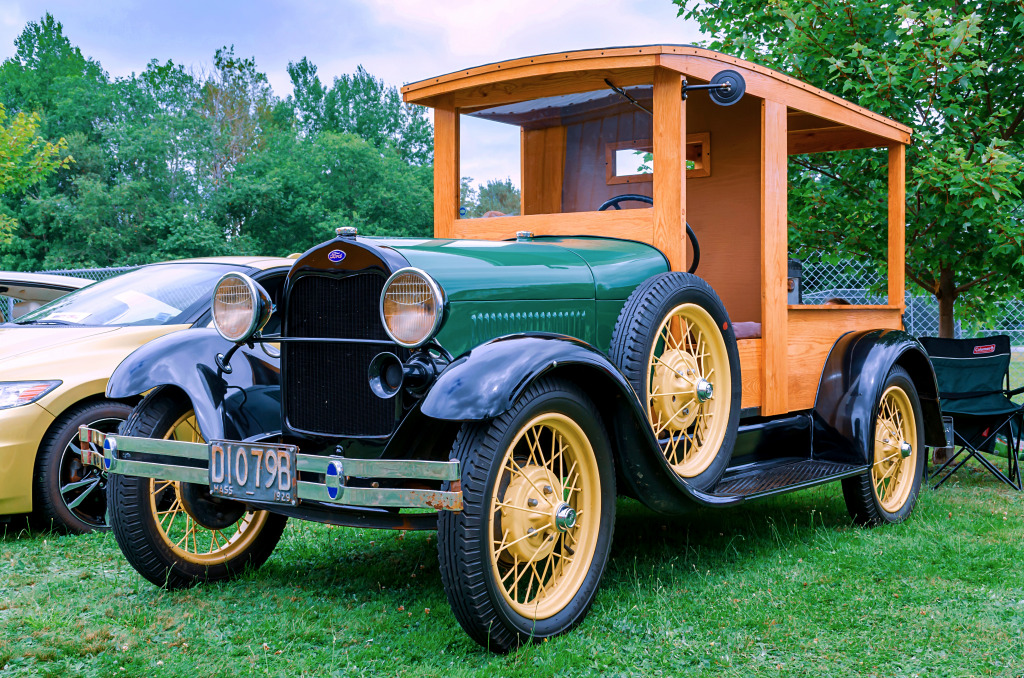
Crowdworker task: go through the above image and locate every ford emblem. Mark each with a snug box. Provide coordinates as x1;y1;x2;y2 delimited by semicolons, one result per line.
328;249;346;263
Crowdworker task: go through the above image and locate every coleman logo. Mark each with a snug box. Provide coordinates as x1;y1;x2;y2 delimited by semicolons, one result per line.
974;344;996;354
327;249;346;263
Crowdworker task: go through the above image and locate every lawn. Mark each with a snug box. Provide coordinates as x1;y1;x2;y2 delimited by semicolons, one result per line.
2;465;1023;678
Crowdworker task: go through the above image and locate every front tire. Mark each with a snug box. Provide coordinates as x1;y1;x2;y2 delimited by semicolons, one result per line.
34;400;133;533
108;389;287;589
842;366;925;525
438;378;615;652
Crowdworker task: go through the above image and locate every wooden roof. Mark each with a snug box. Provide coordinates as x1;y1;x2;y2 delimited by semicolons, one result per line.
401;45;911;145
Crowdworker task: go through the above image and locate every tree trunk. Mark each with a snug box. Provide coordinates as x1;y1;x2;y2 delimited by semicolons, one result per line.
936;266;956;339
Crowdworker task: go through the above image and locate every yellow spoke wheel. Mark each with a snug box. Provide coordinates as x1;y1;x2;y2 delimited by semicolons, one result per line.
871;386;918;513
107;391;287;589
488;413;600;619
438;379;614;652
646;302;731;477
148;411;271;565
842;366;924;525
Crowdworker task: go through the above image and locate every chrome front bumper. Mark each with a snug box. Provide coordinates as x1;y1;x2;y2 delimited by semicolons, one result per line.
78;427;462;511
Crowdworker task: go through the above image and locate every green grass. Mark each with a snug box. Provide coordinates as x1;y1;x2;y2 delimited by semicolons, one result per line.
3;469;1023;678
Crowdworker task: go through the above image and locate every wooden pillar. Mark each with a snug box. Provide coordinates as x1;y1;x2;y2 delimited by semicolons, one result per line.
433;96;459;239
652;67;686;271
761;100;788;416
888;144;906;310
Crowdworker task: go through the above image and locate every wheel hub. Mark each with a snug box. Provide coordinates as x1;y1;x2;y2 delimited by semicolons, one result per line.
500;465;564;562
651;348;703;430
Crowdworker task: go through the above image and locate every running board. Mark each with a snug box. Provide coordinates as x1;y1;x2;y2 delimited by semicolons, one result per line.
710;459;866;500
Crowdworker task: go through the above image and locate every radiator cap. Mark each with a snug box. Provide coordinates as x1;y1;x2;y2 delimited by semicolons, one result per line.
336;226;358;238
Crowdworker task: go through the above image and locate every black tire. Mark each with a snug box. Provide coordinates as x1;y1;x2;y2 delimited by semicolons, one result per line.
33;400;133;534
609;272;741;491
438;378;616;652
108;389;287;589
842;366;925;525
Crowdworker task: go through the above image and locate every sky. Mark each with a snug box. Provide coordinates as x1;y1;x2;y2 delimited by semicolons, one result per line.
0;0;703;186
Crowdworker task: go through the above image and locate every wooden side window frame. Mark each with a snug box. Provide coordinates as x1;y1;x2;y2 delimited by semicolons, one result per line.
605;132;711;185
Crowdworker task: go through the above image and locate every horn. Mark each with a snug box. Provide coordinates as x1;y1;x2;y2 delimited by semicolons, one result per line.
368;352;405;399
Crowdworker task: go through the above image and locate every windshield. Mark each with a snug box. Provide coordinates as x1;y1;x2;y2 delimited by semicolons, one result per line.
14;264;250;327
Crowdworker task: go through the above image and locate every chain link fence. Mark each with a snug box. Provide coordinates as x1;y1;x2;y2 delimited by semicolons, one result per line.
1;266;136;323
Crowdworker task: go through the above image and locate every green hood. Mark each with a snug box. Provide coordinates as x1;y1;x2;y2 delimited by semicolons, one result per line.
374;236;668;302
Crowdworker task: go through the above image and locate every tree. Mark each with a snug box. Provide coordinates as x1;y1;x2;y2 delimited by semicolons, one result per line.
461;177;521;217
287;59;432;165
675;0;1024;336
0;103;72;242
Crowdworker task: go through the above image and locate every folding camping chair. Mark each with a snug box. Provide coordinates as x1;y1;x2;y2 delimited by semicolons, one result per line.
920;335;1023;490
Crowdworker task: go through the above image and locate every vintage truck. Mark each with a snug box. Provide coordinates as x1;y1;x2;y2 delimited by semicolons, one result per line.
81;45;942;651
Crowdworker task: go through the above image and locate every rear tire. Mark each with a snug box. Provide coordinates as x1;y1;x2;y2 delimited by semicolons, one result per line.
34;400;132;533
108;389;286;589
438;378;615;652
842;366;925;525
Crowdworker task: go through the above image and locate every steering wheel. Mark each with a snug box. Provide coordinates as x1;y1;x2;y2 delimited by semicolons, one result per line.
597;194;701;274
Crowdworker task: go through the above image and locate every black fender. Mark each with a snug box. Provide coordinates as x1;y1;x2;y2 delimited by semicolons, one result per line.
106;328;281;441
812;329;943;465
421;333;735;513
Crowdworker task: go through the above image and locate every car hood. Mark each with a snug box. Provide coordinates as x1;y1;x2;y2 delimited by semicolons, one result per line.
0;325;187;380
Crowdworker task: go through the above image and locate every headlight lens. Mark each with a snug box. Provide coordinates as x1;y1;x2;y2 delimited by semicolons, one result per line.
380;268;444;348
212;273;272;342
0;381;61;410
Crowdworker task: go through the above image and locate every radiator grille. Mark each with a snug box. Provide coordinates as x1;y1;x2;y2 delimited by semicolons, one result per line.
284;273;398;437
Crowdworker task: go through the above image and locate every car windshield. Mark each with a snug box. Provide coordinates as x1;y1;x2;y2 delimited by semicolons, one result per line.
14;263;248;327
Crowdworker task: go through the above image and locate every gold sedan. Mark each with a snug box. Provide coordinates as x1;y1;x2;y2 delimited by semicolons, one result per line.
0;257;293;533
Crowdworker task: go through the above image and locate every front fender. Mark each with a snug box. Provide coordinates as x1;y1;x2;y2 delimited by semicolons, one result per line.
106;328;281;441
421;333;736;513
813;329;943;465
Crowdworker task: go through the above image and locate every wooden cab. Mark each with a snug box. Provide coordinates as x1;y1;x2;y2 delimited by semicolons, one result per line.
402;45;912;419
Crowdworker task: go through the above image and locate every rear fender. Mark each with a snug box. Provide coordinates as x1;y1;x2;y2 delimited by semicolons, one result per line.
813;329;943;465
106;328;281;441
421;334;735;513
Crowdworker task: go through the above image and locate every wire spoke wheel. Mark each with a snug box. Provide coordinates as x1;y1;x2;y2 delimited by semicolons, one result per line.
646;302;731;477
148;411;270;565
871;385;918;513
489;413;600;619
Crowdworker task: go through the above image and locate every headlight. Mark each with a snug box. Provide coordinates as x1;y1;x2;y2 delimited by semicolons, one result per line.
0;381;61;410
212;273;272;343
380;268;444;348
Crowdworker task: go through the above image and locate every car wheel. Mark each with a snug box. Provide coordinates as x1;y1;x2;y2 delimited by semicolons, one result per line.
610;272;741;491
108;389;287;589
33;400;133;534
842;366;925;525
438;378;615;652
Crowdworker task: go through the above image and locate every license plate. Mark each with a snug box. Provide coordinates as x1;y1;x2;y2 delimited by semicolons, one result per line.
208;441;298;506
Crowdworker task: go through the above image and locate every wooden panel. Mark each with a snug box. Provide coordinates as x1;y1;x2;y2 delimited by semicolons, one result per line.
761;99;789;415
888;145;906;309
653;67;685;272
787;307;903;410
561;110;653;213
450;66;655;111
521;126;566;215
451;209;654;241
433;97;459;239
737;338;762;409
684;95;762;324
787;126;891;154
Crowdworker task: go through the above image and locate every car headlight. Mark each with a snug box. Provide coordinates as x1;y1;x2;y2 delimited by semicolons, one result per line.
0;381;61;410
380;268;445;348
212;273;272;343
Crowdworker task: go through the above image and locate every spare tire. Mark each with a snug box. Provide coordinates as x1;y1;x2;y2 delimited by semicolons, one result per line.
610;272;742;491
